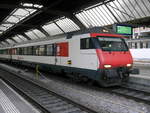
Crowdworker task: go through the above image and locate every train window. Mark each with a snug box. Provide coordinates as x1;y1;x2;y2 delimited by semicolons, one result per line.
12;48;17;55
2;49;7;54
0;50;4;54
98;37;128;51
21;48;24;55
1;50;4;54
27;47;33;55
39;45;45;56
7;49;10;54
127;42;131;49
33;46;39;55
16;48;19;55
19;48;23;55
23;48;28;55
33;46;36;55
80;38;94;49
46;44;54;56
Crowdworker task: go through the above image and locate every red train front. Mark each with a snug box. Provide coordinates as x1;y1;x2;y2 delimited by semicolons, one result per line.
90;33;134;87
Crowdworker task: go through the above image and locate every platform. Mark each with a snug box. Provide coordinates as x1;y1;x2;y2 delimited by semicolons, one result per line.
0;79;40;113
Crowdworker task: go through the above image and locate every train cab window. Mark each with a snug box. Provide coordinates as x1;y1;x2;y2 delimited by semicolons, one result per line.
127;42;131;48
97;37;128;51
39;45;45;56
80;38;94;49
46;44;54;56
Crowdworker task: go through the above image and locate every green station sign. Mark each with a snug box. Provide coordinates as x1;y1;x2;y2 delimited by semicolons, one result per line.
116;25;132;35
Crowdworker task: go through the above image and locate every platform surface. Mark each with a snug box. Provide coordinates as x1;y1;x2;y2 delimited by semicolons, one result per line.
0;79;40;113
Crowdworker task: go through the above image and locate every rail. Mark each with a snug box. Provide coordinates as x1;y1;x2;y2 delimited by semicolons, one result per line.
0;68;98;113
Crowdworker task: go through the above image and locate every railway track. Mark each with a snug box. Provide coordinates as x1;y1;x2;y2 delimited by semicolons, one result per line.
0;69;98;113
110;85;150;105
0;63;150;112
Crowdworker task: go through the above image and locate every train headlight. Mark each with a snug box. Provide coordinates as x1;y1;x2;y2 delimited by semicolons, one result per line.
104;65;112;68
127;64;132;67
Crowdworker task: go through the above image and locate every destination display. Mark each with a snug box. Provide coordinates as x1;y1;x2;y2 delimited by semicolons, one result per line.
113;24;133;35
117;25;132;35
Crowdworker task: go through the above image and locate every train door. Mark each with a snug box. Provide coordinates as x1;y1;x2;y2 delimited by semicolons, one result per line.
54;43;61;65
55;42;69;66
8;49;12;61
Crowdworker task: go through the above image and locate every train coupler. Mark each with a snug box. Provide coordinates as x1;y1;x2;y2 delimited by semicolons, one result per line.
129;68;139;74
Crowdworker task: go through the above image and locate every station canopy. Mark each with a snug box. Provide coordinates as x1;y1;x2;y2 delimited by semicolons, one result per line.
0;0;150;47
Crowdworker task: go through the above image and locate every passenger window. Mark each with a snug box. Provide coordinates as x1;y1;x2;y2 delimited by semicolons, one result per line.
27;46;33;55
33;46;39;55
16;48;19;55
39;45;45;56
23;48;28;55
46;44;54;56
80;38;94;49
19;48;23;55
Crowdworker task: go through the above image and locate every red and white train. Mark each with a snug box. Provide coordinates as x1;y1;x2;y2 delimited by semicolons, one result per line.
0;28;137;87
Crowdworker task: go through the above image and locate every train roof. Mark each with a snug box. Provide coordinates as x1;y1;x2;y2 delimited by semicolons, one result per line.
0;27;123;49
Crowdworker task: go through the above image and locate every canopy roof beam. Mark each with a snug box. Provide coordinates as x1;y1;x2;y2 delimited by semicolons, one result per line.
21;33;32;40
10;38;17;43
0;4;41;10
104;4;120;23
45;10;86;29
4;40;10;45
37;27;50;37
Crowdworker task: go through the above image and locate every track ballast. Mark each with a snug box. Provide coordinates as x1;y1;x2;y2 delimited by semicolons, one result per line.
0;69;98;113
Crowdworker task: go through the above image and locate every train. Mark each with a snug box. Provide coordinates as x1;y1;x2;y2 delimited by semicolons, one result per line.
0;28;138;87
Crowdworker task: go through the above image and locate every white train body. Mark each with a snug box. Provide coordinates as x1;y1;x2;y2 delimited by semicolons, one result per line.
0;31;134;87
0;34;98;70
